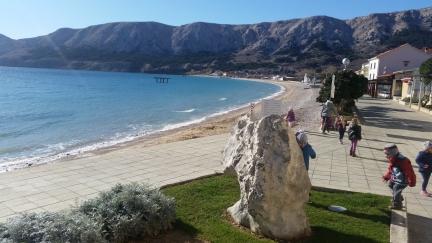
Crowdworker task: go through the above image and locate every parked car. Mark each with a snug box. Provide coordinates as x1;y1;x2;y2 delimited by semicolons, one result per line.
378;91;391;99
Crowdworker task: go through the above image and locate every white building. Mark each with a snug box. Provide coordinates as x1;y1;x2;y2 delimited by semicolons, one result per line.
367;43;431;80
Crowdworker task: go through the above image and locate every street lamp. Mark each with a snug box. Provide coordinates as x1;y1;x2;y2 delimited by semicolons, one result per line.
411;69;422;111
408;69;423;110
342;58;350;70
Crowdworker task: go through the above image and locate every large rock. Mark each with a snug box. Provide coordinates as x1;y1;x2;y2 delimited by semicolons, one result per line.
223;114;311;240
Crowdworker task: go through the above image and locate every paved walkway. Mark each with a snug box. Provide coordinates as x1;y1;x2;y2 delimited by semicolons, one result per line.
0;96;431;241
0;135;226;222
308;97;432;243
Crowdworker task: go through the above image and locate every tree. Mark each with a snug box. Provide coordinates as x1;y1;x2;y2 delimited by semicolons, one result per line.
316;70;368;113
420;58;432;106
420;58;432;86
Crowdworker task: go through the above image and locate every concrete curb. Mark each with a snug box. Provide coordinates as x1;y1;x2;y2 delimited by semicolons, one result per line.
160;172;223;189
390;208;408;243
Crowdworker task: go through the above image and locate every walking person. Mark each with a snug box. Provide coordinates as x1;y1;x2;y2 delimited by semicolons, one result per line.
285;107;296;127
415;141;432;197
382;144;416;209
295;130;316;171
347;118;361;157
335;115;347;144
320;99;337;133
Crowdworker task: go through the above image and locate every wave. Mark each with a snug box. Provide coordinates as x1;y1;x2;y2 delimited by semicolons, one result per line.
0;80;284;173
174;108;196;113
218;97;227;101
0;127;155;173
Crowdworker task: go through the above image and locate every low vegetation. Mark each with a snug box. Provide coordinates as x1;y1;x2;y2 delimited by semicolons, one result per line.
163;175;390;243
0;212;103;243
0;183;175;243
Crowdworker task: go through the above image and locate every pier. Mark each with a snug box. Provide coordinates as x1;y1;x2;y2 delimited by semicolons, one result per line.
154;77;170;83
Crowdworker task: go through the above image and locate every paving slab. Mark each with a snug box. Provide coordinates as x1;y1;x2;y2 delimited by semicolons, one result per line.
0;134;228;221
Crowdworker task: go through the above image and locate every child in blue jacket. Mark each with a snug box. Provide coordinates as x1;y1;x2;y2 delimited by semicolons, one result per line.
296;130;316;171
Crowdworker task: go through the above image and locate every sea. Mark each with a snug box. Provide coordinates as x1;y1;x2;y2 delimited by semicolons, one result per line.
0;66;282;172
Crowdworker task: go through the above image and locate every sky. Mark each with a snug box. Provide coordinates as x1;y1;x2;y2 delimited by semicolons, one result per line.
0;0;431;39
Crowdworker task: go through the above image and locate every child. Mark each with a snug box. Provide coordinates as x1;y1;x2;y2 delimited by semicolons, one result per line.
295;130;316;171
382;144;416;209
335;115;346;144
285;107;296;127
347;118;361;157
415;141;432;197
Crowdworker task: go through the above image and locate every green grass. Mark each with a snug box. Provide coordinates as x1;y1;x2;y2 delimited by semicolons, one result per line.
162;175;390;243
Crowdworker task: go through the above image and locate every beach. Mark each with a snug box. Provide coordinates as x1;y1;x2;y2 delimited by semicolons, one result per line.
0;74;321;172
73;79;321;158
0;69;282;172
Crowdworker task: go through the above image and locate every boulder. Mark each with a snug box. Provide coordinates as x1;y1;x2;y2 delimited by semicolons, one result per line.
222;114;311;240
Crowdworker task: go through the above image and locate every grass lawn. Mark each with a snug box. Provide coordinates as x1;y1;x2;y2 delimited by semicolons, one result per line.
162;175;390;243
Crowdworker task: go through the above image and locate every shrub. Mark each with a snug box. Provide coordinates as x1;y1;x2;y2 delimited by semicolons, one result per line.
421;96;430;107
401;96;419;103
79;183;176;243
0;211;103;243
0;183;176;243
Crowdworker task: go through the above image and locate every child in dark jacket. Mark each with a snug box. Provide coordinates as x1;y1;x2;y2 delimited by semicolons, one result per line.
415;141;432;197
347;118;361;157
382;144;416;209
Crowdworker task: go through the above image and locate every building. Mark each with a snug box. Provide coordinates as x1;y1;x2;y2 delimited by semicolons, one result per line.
356;63;369;78
366;44;431;99
367;43;431;81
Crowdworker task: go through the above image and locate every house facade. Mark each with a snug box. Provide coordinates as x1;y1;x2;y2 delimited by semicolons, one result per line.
367;43;431;81
363;44;431;99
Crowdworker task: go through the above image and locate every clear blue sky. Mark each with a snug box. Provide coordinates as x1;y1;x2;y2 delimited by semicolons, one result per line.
1;0;431;39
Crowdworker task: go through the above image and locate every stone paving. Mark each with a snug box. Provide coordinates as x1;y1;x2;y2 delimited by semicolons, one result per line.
307;96;432;243
0;96;431;241
0;134;226;222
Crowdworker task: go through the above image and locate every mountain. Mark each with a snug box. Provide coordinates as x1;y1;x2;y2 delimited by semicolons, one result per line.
0;7;431;75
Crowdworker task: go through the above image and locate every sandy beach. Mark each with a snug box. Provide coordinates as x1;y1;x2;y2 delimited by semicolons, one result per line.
76;78;321;157
2;78;321;171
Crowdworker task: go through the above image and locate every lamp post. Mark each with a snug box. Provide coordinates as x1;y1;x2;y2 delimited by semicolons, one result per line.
412;69;422;111
342;58;350;71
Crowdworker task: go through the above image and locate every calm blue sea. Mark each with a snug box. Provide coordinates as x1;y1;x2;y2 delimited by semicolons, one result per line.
0;66;281;171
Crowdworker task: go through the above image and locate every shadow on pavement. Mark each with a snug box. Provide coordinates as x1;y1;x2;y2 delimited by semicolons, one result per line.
357;145;384;152
358;105;432;132
407;213;432;243
363;138;406;145
386;133;428;142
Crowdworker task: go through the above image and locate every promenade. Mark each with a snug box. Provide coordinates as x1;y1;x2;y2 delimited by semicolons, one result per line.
308;97;432;242
0;135;226;221
0;97;431;241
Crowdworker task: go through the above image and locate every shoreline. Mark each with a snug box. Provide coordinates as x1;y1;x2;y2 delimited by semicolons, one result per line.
0;77;290;173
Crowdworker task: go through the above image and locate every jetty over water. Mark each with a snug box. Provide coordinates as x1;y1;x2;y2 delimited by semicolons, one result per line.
154;77;170;83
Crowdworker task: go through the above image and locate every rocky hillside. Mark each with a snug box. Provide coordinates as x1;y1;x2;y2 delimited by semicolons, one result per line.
0;7;431;75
